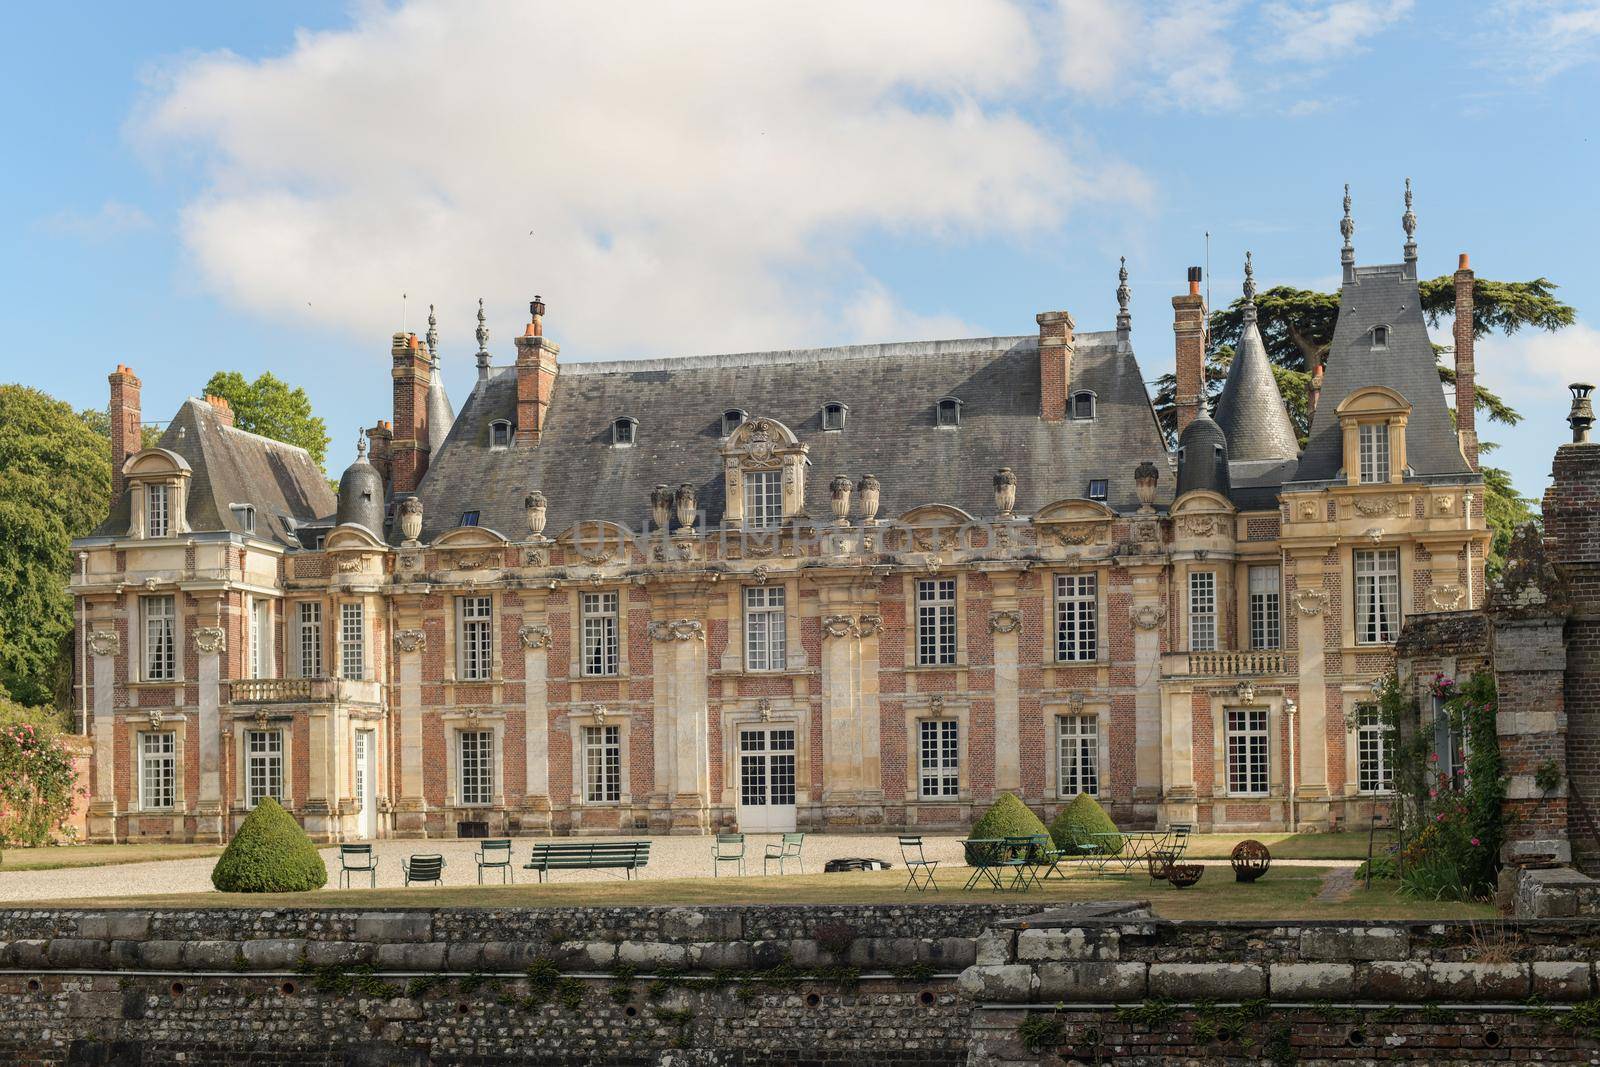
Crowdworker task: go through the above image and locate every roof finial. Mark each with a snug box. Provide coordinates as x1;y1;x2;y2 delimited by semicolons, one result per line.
426;303;439;363
356;432;367;459
1242;251;1257;323
1402;177;1417;265
475;298;491;381
1115;256;1131;338
1340;183;1356;284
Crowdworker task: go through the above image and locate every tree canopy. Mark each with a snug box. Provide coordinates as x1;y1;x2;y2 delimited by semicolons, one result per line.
201;371;330;469
0;386;111;707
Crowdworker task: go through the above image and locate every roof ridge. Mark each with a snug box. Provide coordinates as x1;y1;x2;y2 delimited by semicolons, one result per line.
183;398;316;458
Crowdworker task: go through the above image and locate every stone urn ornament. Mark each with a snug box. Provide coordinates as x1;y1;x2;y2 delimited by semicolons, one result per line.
856;474;880;524
674;483;697;531
397;496;423;544
829;475;852;525
1135;460;1160;511
993;467;1017;517
1231;839;1272;882
524;491;547;539
650;484;673;531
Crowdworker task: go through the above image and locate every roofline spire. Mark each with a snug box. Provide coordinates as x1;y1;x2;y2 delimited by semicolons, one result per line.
1402;176;1417;269
426;303;439;365
475;298;491;381
1340;183;1356;284
1242;251;1257;324
1115;256;1131;340
355;432;367;459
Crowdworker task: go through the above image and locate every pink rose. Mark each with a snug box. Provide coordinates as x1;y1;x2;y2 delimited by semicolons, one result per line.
1471;838;1481;846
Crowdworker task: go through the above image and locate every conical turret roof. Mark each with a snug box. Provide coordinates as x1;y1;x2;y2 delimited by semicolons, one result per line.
1212;254;1299;464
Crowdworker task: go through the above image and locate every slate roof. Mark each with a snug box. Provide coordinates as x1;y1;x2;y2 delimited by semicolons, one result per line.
1175;415;1232;499
408;331;1172;541
91;398;336;548
1291;261;1475;486
425;360;455;454
1213;315;1300;465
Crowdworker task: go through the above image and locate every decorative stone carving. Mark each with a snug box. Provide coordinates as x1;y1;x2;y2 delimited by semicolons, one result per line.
988;610;1021;634
1177;514;1219;537
517;623;551;649
1131;603;1166;630
525;491;548;538
454;551;488;569
829;475;852;524
587;571;604;587
674;483;697;530
590;704;609;724
193;626;226;654
752;565;769;585
757;697;773;722
337;556;365;573
1427;584;1467;611
1293;588;1329;616
746;420;777;465
88;630;120;657
1297;500;1320;522
1432;494;1455;517
399;551;423;571
394;629;426;653
1234;680;1257;705
648;619;705;642
1134;460;1160;511
523;545;548;566
857;614;882;638
1134;519;1160;544
253;707;270;728
650;485;673;531
1353;495;1397;517
1066;691;1085;713
1364;527;1384;545
928;694;947;716
397;496;423;544
993;467;1017;517
146;709;164;731
857;474;881;524
1051;523;1109;547
821;614;860;639
575;548;615;566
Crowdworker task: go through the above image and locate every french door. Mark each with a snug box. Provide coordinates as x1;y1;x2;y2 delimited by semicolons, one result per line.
737;727;796;833
354;730;376;839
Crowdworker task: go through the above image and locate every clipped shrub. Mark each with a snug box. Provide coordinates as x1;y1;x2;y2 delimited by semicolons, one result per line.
970;792;1049;841
1050;793;1121;854
211;797;328;893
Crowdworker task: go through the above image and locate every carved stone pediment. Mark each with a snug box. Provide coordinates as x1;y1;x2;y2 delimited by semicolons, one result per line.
1176;514;1223;538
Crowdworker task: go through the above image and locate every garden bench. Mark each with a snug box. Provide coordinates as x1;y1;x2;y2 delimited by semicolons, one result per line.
402;853;445;886
763;833;805;875
337;843;378;889
474;838;514;884
523;841;651;882
712;833;745;877
899;835;939;892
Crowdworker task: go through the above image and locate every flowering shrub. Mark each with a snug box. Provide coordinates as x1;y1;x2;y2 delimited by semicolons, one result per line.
0;702;82;848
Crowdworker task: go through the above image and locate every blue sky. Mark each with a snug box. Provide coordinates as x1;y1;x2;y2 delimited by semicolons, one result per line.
2;1;1596;503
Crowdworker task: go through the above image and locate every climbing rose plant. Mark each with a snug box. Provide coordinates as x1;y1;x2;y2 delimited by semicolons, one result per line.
0;705;82;848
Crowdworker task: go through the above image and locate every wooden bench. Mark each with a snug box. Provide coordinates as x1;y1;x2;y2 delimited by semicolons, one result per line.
523;841;651;883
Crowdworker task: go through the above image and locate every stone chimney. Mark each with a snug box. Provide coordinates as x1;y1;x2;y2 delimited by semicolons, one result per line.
515;296;560;446
366;420;394;488
391;332;433;494
1037;309;1075;421
109;364;141;497
203;394;234;428
1173;267;1206;435
1453;253;1479;471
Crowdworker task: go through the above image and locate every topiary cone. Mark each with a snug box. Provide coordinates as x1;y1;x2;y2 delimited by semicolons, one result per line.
970;792;1049;840
211;797;328;893
1049;793;1122;855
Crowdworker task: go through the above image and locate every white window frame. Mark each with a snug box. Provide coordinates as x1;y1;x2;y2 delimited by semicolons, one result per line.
918;719;959;799
581;591;620;677
146;482;170;538
296;602;322;678
1188;571;1217;652
1358;422;1390;484
1356;705;1394;794
245;729;283;808
1055;573;1098;662
142;595;176;681
457;595;494;681
458;729;494;806
139;731;176;810
916;578;958;666
1057;714;1099;797
340;602;365;680
744;586;786;672
1248;565;1281;651
1226;707;1269;796
1354;548;1401;645
583;723;622;803
743;470;782;530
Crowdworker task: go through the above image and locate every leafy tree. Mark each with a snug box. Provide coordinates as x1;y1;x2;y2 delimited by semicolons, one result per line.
0;387;112;707
0;697;83;847
201;371;330;469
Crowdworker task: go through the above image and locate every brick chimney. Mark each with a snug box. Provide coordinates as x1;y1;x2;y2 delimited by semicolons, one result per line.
1037;309;1075;421
365;420;394;488
515;296;559;445
391;332;433;493
1173;267;1206;434
203;394;234;428
1453;253;1479;470
108;364;141;497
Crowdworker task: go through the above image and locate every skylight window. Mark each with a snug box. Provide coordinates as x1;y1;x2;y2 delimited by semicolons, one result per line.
1087;479;1108;501
822;402;847;431
460;511;480;527
612;417;637;447
722;409;746;437
936;397;962;428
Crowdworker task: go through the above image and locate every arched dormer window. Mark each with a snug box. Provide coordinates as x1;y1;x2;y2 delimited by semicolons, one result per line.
822;402;847;431
1334;386;1410;487
936;397;962;428
489;420;512;449
1371;325;1389;350
720;417;808;530
611;417;637;447
1071;390;1096;419
722;409;747;437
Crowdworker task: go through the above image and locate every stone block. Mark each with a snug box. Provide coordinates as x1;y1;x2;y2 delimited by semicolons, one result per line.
375;942;448;972
975;930;1014;966
46;938;110;969
109;940;143;968
69;991;123;1020
303;941;373;968
1270;963;1355;999
135;940;184;969
689;941;751;971
1299;926;1407;961
444;942;485;971
1148;963;1265;1000
922;937;976;969
9;940;48;968
75;911;151;941
662;908;741;941
1015;927;1120;962
1035;962;1146;1001
1359;960;1425;999
955;964;1036;1003
1532;961;1592;1001
355;912;433;943
553;940;615;969
1427;962;1529;1000
847;937;919;968
616;941;689;968
482;941;542;971
240;939;304;971
182;940;242;970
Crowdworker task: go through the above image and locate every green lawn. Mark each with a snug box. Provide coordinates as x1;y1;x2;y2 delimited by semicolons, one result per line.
57;863;1487;921
0;842;226;872
1181;830;1394;861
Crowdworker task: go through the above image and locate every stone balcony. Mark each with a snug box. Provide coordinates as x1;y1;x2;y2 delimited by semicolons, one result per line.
228;677;340;704
1162;650;1290;678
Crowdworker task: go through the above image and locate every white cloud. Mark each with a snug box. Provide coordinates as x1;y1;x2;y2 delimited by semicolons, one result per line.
132;0;1143;361
1261;0;1414;64
1476;322;1600;402
1474;1;1600;84
37;200;154;239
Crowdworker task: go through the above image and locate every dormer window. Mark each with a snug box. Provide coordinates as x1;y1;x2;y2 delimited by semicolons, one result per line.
936;397;962;428
1087;479;1108;501
722;409;747;437
822;402;847;431
460;510;480;527
1358;424;1390;483
230;504;256;534
1072;391;1096;420
612;417;637;447
146;483;170;538
1371;325;1389;350
490;420;512;449
1335;385;1409;488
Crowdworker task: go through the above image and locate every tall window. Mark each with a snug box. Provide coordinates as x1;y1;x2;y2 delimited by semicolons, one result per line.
296;602;322;678
249;598;272;679
583;724;621;802
139;732;175;810
1358;423;1390;483
581;591;619;676
459;730;494;806
340;602;365;680
744;470;782;529
1057;715;1099;797
146;483;169;538
916;578;957;666
1188;572;1217;652
1248;566;1281;650
458;595;494;681
1355;549;1401;644
1226;708;1269;796
1055;574;1098;662
1357;705;1394;794
245;729;283;807
143;595;176;680
918;719;959;798
744;586;786;671
1433;694;1469;787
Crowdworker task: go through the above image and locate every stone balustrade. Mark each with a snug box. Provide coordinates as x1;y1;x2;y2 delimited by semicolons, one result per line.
227;677;337;704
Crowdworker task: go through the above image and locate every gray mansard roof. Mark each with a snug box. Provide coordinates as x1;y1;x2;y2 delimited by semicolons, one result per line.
409;330;1172;540
1291;261;1474;486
